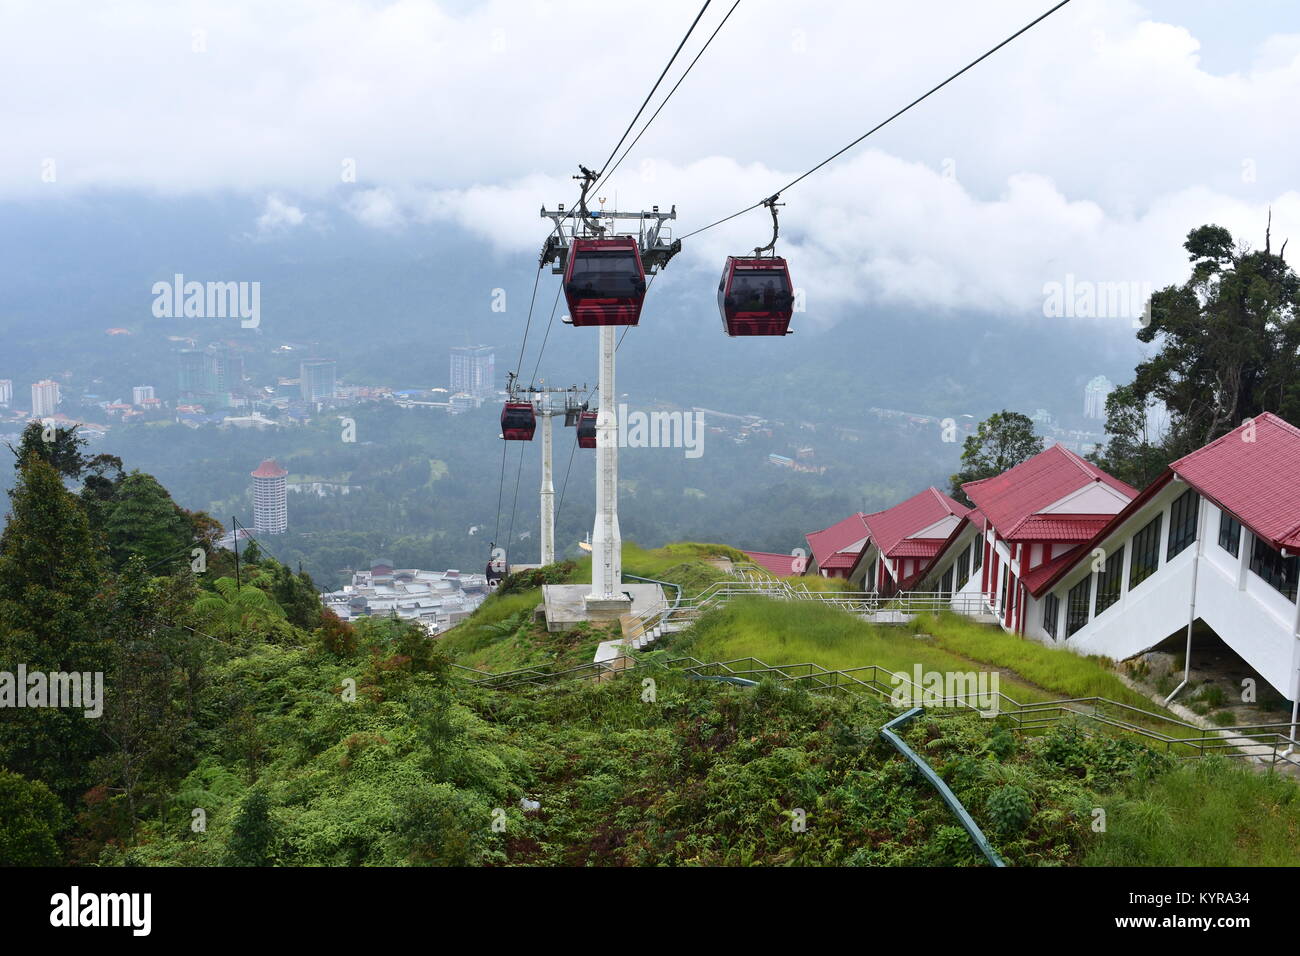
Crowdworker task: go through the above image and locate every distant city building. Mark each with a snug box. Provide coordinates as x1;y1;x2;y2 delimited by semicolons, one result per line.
450;345;495;400
251;459;288;534
300;359;337;402
31;380;60;418
0;380;11;406
132;385;155;405
319;563;489;635
447;391;478;415
178;344;243;408
1084;375;1114;420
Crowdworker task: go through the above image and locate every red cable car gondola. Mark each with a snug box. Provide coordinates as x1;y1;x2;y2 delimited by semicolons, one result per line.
576;410;597;448
718;195;795;336
718;256;795;336
500;401;536;441
563;236;647;327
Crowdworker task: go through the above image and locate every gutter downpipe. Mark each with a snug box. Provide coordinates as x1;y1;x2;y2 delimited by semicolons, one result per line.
1286;549;1299;757
1164;486;1204;706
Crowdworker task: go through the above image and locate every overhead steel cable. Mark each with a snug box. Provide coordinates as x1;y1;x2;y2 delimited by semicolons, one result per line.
596;0;713;182
679;0;1073;240
591;0;741;197
542;0;716;247
512;264;545;379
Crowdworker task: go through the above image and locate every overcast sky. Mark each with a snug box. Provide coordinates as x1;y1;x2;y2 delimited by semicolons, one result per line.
5;0;1299;320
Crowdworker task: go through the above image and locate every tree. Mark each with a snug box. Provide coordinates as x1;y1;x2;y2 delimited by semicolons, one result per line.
0;457;107;801
91;560;193;834
949;411;1044;504
1087;385;1170;490
79;453;126;532
267;562;322;630
7;421;87;480
224;788;277;866
101;471;194;570
0;770;67;865
1099;220;1300;478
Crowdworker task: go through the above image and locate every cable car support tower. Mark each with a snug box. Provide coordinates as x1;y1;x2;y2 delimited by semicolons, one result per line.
503;374;587;567
540;166;680;613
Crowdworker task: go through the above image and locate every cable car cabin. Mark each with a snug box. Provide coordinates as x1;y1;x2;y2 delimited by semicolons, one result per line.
500;402;536;441
576;410;597;448
564;237;647;326
717;256;795;336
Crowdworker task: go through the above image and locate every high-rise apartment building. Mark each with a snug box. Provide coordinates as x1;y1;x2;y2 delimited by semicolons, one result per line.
450;345;495;400
31;380;60;418
251;459;288;534
300;359;337;402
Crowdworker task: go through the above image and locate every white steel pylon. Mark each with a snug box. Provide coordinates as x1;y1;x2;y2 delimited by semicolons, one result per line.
587;325;622;602
539;397;555;566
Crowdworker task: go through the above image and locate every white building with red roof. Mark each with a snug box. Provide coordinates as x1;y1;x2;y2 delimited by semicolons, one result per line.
1015;413;1300;701
803;512;872;578
845;487;969;594
917;443;1137;632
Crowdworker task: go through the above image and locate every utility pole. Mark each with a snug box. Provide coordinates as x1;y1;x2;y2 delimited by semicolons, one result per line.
232;516;241;590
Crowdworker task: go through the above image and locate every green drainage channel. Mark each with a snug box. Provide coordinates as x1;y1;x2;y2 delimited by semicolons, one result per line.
880;707;1006;868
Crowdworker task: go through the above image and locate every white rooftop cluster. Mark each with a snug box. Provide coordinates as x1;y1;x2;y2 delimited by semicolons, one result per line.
319;565;489;636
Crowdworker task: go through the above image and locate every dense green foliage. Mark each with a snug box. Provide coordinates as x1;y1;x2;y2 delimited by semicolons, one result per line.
949;410;1044;504
1092;222;1300;488
2;436;1297;867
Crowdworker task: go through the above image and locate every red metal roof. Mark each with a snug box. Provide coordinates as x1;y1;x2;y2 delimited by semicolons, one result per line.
1007;515;1111;541
250;459;288;478
1171;412;1300;551
963;444;1136;539
890;538;948;559
805;513;871;570
1028;412;1300;598
860;487;970;558
742;550;801;576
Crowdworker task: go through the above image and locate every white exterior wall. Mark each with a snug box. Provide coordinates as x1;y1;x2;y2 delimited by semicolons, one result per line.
1026;482;1300;698
917;524;986;610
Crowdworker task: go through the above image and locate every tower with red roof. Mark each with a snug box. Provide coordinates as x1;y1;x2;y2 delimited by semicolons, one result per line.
251;459;288;534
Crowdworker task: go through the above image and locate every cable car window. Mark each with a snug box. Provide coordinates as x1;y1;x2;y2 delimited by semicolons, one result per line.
569;251;642;297
729;270;790;309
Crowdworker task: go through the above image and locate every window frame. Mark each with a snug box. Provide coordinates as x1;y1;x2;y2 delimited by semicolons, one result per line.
1218;511;1242;558
1094;544;1125;616
1166;488;1200;560
1128;513;1162;591
1066;575;1092;637
1042;592;1060;639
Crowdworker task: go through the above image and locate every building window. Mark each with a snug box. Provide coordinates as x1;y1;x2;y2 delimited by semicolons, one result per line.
1043;593;1060;639
955;550;971;590
1250;537;1299;603
1094;544;1124;616
940;566;954;597
1166;488;1200;560
1001;570;1010;614
1129;514;1162;591
1066;576;1091;636
972;539;983;572
868;559;877;591
1218;512;1242;558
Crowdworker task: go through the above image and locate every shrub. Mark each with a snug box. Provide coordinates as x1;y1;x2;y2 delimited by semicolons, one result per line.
986;785;1033;835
